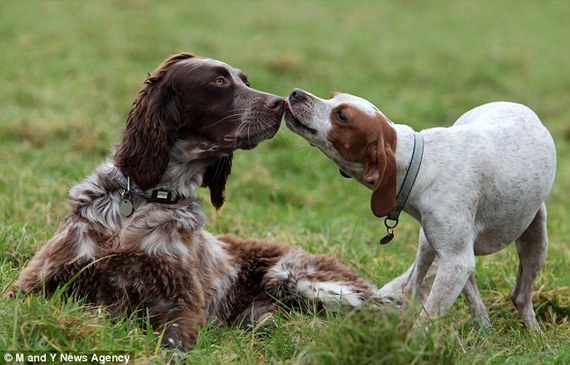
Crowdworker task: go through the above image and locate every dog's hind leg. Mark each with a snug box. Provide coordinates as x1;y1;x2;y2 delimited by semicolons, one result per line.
511;203;548;331
263;249;382;309
232;295;277;331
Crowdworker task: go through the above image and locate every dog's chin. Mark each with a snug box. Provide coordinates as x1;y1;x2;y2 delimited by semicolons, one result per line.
229;121;281;150
284;110;318;137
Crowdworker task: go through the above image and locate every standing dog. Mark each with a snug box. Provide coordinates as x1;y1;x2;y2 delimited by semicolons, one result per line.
10;54;382;351
284;88;556;329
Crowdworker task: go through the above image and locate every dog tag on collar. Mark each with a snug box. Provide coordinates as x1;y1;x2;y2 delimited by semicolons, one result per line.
380;233;394;245
380;218;398;245
119;199;134;217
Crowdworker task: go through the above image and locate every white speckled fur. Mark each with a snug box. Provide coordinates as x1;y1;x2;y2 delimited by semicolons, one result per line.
288;91;557;330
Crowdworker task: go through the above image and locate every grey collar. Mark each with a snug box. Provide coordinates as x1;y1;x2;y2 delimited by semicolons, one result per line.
380;131;424;244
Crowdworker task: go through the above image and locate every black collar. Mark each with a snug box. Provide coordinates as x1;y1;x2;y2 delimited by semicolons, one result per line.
380;132;424;244
113;169;181;205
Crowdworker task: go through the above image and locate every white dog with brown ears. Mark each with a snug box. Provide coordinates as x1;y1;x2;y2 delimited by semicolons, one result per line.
284;88;556;329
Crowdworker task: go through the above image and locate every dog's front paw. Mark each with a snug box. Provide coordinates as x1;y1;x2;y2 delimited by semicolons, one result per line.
377;286;406;308
376;294;405;308
161;323;198;352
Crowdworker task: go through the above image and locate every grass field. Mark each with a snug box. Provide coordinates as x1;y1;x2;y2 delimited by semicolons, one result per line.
1;1;569;364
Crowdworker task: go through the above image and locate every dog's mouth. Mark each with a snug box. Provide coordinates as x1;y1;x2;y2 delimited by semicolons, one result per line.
284;101;318;135
220;95;284;149
223;118;281;150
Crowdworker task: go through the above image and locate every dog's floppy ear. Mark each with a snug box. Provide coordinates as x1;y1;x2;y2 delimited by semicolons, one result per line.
115;53;195;190
362;118;398;218
202;154;233;210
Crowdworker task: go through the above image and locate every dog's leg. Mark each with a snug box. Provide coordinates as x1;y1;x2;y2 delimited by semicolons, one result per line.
263;249;382;309
417;225;476;324
405;228;437;302
232;295;277;331
153;306;206;351
10;251;52;295
377;265;414;307
511;203;548;331
378;229;438;307
10;220;87;296
462;272;491;328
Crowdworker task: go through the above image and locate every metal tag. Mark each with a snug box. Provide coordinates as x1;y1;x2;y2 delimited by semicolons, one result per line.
119;199;134;217
380;218;398;245
379;233;394;245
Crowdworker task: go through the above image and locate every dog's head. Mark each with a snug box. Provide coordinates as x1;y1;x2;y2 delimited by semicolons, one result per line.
284;89;398;217
115;52;284;208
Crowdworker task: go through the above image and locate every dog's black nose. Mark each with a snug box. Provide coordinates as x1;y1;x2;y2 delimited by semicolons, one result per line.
264;95;285;110
289;88;308;102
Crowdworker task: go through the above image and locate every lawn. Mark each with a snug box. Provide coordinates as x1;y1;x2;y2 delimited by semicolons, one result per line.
0;0;568;364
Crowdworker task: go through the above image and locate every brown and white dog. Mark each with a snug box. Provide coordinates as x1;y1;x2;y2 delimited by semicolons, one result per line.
284;88;556;329
10;54;382;351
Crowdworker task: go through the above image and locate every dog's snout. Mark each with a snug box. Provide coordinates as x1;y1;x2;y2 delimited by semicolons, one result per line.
289;88;308;103
264;95;284;110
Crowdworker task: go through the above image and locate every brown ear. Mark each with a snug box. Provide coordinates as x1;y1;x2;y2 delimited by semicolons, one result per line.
115;53;195;189
202;154;233;209
362;122;398;218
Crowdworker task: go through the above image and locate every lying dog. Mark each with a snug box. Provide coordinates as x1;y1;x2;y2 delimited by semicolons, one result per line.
10;54;382;351
284;88;556;329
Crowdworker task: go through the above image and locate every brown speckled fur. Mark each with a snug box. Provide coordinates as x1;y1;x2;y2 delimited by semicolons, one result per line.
10;53;382;351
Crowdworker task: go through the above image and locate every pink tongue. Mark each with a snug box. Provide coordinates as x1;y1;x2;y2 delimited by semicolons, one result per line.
284;100;295;115
224;134;236;142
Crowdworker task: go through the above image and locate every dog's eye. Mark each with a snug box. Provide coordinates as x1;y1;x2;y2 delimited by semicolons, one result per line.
336;110;347;123
214;76;226;86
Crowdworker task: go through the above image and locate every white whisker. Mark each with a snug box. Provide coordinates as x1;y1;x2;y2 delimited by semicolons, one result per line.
209;109;250;127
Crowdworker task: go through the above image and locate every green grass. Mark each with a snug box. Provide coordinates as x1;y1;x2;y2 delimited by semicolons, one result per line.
1;0;569;363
